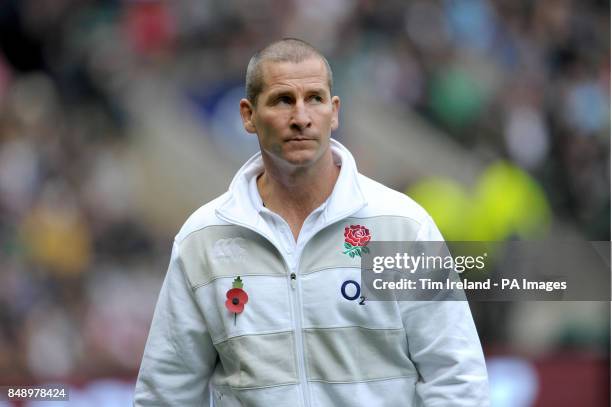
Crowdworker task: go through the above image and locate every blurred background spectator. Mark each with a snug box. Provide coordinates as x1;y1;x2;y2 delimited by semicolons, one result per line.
0;0;608;405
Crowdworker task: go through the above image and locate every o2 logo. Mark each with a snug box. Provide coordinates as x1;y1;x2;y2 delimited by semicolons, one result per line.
341;280;366;305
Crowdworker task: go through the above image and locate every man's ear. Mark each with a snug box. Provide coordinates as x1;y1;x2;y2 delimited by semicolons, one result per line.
331;96;340;130
240;99;257;133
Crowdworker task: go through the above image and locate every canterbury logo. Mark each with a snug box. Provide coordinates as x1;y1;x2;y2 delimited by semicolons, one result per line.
212;238;247;261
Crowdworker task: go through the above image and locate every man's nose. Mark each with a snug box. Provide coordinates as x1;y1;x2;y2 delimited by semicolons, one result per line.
290;101;312;131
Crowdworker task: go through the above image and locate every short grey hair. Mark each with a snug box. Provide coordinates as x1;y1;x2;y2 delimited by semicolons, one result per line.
245;38;333;105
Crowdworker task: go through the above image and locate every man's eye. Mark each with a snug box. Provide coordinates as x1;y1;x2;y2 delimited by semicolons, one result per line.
276;96;292;104
309;95;323;103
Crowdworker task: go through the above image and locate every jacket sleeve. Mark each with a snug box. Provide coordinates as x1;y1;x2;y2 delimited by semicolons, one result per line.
402;216;490;407
134;241;218;406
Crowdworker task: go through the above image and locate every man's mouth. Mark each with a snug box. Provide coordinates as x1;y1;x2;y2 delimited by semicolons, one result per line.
286;136;315;142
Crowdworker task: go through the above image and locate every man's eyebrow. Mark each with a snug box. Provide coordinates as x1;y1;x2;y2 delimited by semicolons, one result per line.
264;88;294;99
305;87;327;95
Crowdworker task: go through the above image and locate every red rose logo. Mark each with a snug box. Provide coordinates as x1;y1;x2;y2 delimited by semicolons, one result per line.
343;225;371;258
344;225;371;247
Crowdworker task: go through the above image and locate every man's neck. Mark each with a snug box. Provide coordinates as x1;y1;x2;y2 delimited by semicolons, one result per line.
257;150;340;240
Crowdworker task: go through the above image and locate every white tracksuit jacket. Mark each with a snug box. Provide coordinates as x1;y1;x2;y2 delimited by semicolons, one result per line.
134;140;490;406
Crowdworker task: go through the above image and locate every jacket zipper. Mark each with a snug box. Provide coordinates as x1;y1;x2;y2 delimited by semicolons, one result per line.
288;260;310;407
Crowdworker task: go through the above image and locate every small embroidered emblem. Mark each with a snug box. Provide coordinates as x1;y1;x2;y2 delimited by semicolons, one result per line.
225;276;249;325
213;238;247;262
340;280;367;305
343;224;371;258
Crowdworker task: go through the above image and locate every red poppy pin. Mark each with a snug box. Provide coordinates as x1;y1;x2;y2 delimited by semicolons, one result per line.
343;224;371;258
225;276;249;325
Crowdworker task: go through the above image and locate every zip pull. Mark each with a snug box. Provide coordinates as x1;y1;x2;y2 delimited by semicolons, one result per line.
290;272;297;289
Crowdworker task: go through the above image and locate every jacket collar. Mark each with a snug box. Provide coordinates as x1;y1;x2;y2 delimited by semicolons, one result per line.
216;139;367;232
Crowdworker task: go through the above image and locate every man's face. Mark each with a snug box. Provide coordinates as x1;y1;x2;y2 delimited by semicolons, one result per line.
240;57;340;168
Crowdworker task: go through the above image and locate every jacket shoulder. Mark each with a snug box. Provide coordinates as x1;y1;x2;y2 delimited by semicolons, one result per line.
356;174;432;226
175;192;231;244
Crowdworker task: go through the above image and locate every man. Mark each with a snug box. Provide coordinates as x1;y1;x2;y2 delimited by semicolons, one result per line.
134;38;489;406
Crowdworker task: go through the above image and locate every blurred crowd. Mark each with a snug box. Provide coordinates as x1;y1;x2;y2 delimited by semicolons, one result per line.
0;0;608;391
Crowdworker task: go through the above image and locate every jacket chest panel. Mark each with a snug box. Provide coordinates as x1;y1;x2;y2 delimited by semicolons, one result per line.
300;267;403;330
194;275;292;343
181;225;286;289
